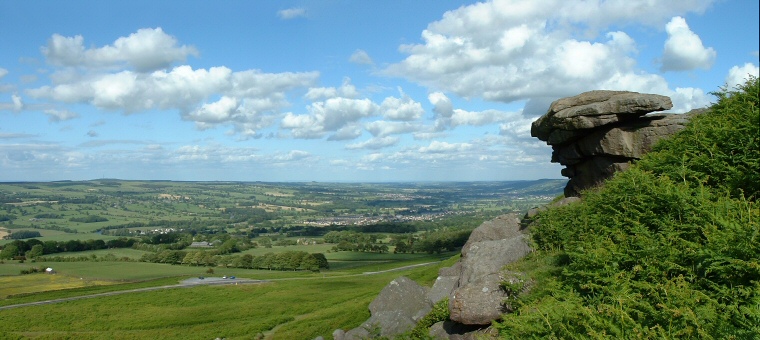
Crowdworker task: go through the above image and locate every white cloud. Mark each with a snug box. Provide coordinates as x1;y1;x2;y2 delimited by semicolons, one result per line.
44;109;80;122
660;16;716;72
379;88;424;121
450;109;515;127
28;64;319;135
281;97;378;139
428;92;453;117
669;87;711;112
419;141;472;153
278;8;307;20
346;136;400;150
327;124;364;141
365;121;418;137
725;63;759;89
42;28;198;72
305;78;359;100
349;49;374;65
0;68;7;79
11;94;23;111
185;96;239;126
274;150;311;161
385;0;715;104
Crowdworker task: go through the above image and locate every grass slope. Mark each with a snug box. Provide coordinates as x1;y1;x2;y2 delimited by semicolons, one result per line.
497;77;759;338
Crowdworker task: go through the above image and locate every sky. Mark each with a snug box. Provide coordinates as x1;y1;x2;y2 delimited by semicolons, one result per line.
0;0;758;182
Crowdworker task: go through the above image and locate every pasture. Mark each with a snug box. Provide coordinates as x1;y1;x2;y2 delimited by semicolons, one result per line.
0;256;451;339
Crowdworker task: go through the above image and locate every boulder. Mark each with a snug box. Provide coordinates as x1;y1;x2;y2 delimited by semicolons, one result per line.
368;276;431;321
531;90;699;197
428;274;460;305
344;311;417;339
449;273;510;325
461;213;523;257
458;235;531;285
343;276;432;339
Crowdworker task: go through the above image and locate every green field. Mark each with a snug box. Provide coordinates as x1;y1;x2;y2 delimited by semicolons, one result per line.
0;253;452;339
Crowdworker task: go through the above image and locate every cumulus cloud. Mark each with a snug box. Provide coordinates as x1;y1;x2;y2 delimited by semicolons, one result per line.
419;141;472;153
349;49;374;65
428;92;453;117
379;88;424;121
305;78;359;100
725;63;759;89
327;124;364;141
660;16;716;72
42;28;198;72
281;97;378;139
28;64;319;135
278;8;307;20
450;109;516;127
365;121;418;137
346;136;400;150
44;109;80;122
385;0;715;104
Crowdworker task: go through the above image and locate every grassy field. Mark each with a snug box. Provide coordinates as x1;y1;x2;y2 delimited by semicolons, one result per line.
0;256;451;339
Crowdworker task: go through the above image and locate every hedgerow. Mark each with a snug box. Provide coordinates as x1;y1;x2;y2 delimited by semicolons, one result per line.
497;77;760;338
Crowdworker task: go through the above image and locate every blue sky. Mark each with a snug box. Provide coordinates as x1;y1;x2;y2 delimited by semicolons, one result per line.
0;0;757;182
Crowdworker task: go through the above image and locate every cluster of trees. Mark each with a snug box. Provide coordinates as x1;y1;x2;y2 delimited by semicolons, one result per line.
37;253;135;263
390;229;472;254
0;238;137;260
323;230;382;244
324;230;389;253
332;241;389;253
138;249;328;271
5;230;41;240
69;215;108;223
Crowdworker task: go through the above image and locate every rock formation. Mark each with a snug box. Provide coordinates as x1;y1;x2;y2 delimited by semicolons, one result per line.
531;90;698;197
332;214;530;340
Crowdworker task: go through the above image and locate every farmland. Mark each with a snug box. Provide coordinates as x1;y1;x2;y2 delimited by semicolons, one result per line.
0;179;563;338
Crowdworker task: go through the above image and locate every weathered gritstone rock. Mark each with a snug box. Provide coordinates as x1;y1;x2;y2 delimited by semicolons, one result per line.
328;213;532;339
531;90;700;197
342;276;432;339
531;90;673;144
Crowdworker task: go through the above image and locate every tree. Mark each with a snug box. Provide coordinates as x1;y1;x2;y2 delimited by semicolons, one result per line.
1;244;20;259
26;244;44;259
311;253;329;269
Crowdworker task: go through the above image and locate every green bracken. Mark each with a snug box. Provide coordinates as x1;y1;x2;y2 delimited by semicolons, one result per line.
497;77;760;338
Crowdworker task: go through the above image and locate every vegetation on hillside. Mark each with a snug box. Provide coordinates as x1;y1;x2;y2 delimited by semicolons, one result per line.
498;77;759;338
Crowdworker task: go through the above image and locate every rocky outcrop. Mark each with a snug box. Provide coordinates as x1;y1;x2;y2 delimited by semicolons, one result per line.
340;276;431;339
332;213;531;340
441;213;531;336
531;90;699;197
